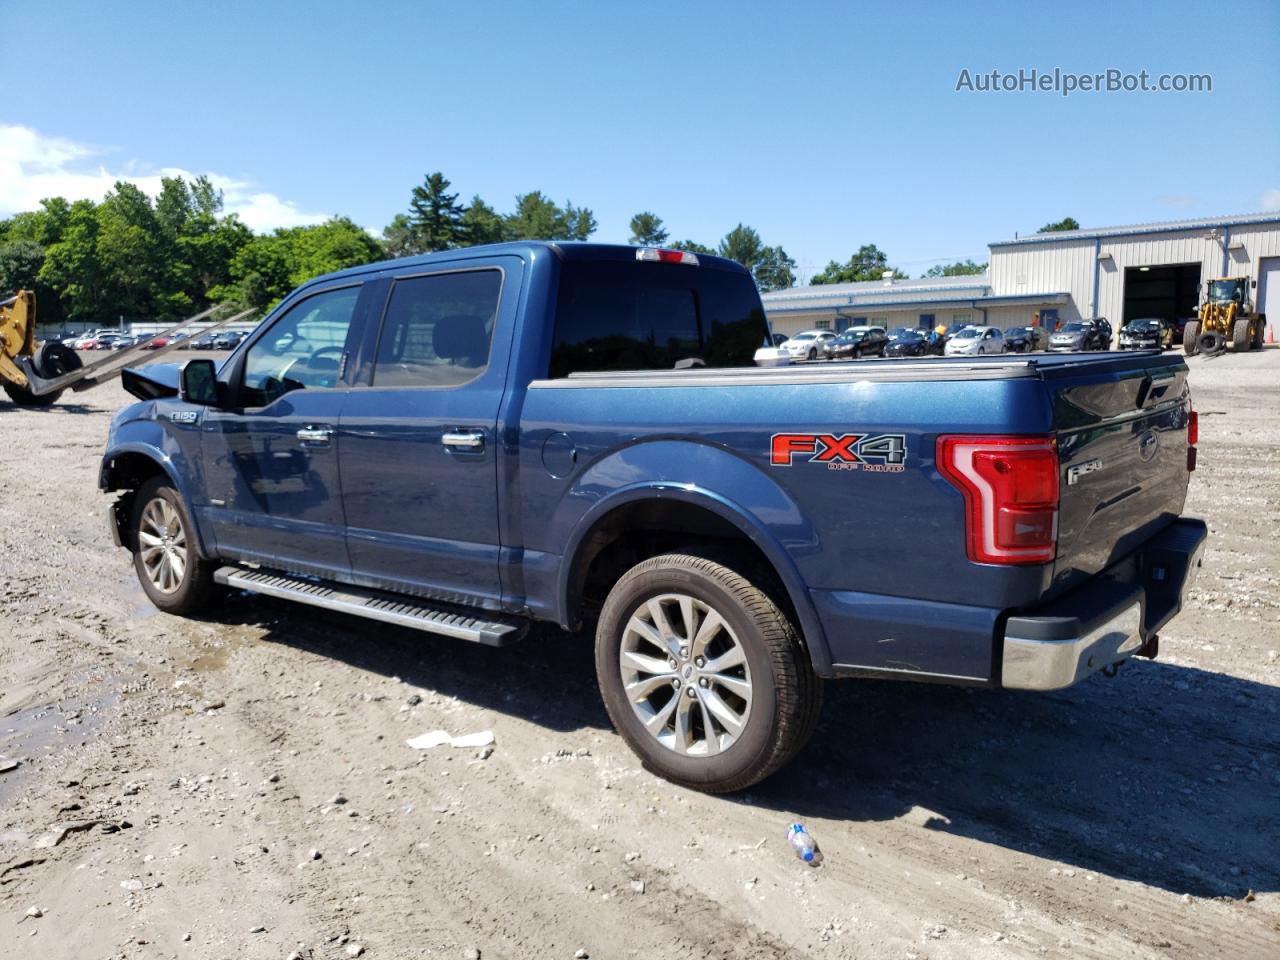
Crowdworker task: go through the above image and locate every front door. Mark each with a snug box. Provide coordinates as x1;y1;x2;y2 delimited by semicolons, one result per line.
338;260;520;608
199;283;364;577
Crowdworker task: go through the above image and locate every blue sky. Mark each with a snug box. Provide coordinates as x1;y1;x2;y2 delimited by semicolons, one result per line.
2;0;1277;281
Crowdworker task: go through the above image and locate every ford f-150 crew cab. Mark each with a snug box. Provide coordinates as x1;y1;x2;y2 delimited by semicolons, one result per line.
100;242;1206;792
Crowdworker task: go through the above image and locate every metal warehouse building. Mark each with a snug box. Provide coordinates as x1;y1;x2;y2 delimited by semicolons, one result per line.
763;212;1280;345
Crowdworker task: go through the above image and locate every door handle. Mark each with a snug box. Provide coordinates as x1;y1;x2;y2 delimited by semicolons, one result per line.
296;426;333;445
442;430;485;451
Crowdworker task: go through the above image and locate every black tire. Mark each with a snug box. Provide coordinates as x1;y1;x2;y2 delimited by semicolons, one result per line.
1;340;84;407
1199;331;1225;354
1251;318;1265;350
595;553;822;793
1232;320;1251;352
807;348;817;361
129;476;221;615
1183;321;1200;356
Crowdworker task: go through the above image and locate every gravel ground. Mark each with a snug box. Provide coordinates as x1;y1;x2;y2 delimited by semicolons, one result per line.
1;348;1277;960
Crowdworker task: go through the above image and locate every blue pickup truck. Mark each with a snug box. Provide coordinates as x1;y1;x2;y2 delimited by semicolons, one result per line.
101;242;1206;792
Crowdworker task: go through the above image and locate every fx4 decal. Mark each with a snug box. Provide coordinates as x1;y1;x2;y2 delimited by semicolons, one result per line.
770;432;908;472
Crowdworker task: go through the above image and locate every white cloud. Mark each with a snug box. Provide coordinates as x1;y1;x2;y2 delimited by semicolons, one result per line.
0;124;329;231
1260;188;1280;212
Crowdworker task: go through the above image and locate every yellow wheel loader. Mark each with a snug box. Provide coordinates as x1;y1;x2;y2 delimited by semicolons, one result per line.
1;290;254;407
1183;277;1267;356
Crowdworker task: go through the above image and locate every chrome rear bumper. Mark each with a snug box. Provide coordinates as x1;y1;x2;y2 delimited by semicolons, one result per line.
1000;519;1207;691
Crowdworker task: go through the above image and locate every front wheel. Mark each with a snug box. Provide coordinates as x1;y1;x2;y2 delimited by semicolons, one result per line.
130;477;221;615
595;553;821;793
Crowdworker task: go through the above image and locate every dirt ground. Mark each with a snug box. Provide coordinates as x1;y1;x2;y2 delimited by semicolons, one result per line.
1;348;1277;960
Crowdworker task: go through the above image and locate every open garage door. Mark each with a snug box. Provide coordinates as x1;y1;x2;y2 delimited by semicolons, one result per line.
1123;263;1201;324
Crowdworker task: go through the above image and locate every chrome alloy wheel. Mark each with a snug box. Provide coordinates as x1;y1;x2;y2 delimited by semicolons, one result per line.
138;497;188;594
618;593;753;756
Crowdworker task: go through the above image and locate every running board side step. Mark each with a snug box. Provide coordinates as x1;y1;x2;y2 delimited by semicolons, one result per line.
214;567;526;647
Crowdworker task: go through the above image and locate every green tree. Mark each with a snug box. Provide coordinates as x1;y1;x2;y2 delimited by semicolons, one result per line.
459;196;507;246
717;223;764;268
220;217;384;310
1039;216;1080;233
0;239;45;295
39;199;107;323
810;244;902;285
505;192;596;241
923;259;987;278
381;213;418;259
628;211;668;246
407;172;465;252
669;239;714;255
753;245;796;292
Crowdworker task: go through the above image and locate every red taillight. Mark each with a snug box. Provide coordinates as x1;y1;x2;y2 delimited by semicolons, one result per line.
636;247;700;266
937;435;1060;565
1187;406;1198;472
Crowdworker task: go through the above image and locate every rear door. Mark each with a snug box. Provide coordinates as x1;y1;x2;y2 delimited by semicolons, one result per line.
1047;356;1191;595
337;258;523;607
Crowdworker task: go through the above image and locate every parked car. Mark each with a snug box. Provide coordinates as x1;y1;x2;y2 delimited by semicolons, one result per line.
771;333;789;347
941;322;974;348
1119;318;1173;350
190;333;221;350
781;329;837;361
111;335;141;350
93;334;126;350
213;331;247;350
829;326;888;359
1005;326;1048;353
944;325;1005;355
1048;319;1111;352
74;330;115;349
102;241;1205;792
883;328;932;357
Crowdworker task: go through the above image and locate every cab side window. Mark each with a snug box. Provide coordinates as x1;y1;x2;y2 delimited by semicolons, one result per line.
240;286;361;407
372;270;501;388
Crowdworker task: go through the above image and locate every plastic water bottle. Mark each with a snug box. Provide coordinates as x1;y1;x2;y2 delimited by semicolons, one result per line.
787;823;822;866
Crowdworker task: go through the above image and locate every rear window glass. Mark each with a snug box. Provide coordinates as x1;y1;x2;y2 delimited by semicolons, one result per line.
548;261;768;378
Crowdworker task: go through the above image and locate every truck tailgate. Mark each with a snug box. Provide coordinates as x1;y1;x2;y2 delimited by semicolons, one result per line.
1046;354;1192;596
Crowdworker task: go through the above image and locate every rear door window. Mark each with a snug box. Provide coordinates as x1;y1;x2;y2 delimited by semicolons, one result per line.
372;269;502;388
549;260;767;378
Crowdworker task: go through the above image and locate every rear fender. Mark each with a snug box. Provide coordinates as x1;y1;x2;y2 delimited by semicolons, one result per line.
553;439;832;674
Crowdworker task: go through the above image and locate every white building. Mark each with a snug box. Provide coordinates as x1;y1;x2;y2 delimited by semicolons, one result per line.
764;212;1280;345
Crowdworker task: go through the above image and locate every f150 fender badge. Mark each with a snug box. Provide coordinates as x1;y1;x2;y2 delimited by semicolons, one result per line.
168;410;198;424
770;433;907;472
1067;457;1103;485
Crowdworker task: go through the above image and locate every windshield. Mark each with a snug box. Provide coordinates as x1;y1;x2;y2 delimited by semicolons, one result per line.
1126;319;1161;332
1209;279;1244;303
954;328;980;339
1061;323;1086;333
891;330;922;340
792;332;816;341
836;330;865;341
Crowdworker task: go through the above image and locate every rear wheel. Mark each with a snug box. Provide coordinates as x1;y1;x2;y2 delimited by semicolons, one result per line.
130;477;221;615
806;348;817;361
1232;319;1251;352
1183;321;1200;355
1251;318;1266;350
595;553;821;793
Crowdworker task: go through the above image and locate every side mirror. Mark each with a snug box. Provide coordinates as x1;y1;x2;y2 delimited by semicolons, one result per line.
180;358;219;406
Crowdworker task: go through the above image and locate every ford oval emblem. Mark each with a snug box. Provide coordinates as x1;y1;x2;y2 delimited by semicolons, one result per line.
1138;430;1159;462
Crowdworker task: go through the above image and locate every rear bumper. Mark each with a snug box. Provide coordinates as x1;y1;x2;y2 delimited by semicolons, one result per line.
1000;518;1207;690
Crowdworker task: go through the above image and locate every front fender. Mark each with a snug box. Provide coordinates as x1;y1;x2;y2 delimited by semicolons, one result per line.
100;414;214;559
552;439;832;674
